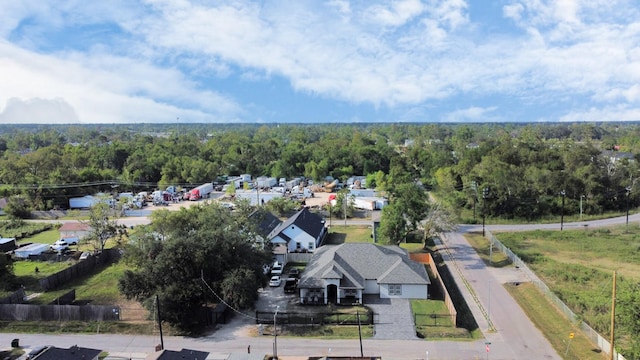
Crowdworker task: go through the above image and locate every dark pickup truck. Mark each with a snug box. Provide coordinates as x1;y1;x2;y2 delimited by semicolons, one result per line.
283;278;298;294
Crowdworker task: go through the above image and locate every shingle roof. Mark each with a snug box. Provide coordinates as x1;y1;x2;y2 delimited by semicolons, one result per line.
270;207;325;241
34;345;101;360
299;243;430;289
58;221;91;232
248;209;282;237
155;348;209;360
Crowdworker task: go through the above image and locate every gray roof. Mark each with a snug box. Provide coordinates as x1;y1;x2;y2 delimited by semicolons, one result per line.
270;207;325;241
35;346;101;360
299;243;430;289
248;209;282;237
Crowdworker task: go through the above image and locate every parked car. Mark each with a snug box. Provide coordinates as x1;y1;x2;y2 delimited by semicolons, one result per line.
271;264;283;276
269;276;282;287
288;268;300;279
50;238;77;251
284;278;298;293
79;251;91;261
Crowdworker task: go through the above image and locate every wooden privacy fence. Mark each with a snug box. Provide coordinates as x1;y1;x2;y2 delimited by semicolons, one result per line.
409;252;458;327
0;304;120;321
38;248;121;291
39;256;97;291
0;288;25;304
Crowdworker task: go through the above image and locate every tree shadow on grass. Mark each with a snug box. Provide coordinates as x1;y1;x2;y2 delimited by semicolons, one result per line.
325;232;346;245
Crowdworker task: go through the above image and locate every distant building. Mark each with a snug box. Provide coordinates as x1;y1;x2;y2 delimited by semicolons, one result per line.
58;221;92;240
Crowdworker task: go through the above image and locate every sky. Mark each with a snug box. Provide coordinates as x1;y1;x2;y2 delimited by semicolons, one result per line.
1;0;640;124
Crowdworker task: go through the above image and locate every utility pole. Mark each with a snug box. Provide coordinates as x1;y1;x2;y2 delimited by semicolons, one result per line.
274;306;280;359
626;186;632;232
610;271;617;360
560;190;566;231
155;295;164;351
580;194;584;220
471;181;478;220
482;188;489;237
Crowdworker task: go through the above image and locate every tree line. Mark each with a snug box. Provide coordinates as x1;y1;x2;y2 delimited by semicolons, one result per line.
0;123;639;221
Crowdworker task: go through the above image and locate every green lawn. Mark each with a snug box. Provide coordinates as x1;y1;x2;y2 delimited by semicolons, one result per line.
29;261;127;305
325;225;373;244
21;229;60;245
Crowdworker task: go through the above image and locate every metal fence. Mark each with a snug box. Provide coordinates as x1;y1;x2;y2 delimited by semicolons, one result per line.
486;230;626;360
256;309;374;326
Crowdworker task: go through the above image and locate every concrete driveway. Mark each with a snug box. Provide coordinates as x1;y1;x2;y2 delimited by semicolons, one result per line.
364;296;417;340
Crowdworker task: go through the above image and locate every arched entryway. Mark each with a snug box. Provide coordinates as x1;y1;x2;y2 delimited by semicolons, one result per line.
327;284;338;304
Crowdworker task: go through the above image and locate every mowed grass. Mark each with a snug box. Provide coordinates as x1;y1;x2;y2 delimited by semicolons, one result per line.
17;229;59;245
505;283;606;360
30;261;128;305
325;225;373;244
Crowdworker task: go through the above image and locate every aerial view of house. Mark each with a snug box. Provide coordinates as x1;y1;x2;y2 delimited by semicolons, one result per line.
297;243;430;305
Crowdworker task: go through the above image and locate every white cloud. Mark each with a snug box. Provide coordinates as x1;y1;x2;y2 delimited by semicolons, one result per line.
443;106;498;122
2;0;640;123
364;0;426;27
559;105;640;122
0;98;79;123
0;39;243;123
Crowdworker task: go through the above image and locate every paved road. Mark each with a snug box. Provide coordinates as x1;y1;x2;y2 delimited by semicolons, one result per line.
439;232;559;359
18;206;639;358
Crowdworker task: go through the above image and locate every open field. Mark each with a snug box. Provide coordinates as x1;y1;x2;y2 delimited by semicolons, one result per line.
505;282;606;360
496;225;640;281
494;225;640;358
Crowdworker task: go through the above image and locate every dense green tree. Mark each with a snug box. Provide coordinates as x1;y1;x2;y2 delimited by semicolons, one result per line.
84;201;126;252
3;195;31;219
0;254;16;291
379;202;408;244
119;204;270;332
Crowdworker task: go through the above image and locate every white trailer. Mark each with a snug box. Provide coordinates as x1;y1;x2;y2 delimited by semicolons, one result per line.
352;196;388;210
256;176;277;189
69;195;99;209
14;243;50;258
235;190;283;206
189;183;214;200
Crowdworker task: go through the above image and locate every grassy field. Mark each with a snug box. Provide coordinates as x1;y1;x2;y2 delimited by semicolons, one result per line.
505;283;606;360
464;232;512;268
19;229;60;245
495;225;640;358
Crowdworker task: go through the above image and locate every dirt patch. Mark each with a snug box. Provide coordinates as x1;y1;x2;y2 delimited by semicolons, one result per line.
117;299;150;321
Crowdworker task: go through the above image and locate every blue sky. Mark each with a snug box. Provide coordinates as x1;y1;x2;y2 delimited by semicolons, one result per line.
1;0;640;124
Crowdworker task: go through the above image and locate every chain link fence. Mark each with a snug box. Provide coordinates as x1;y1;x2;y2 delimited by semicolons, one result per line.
487;230;626;360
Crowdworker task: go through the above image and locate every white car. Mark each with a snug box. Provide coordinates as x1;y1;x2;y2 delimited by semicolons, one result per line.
271;264;283;276
50;238;78;251
269;276;282;287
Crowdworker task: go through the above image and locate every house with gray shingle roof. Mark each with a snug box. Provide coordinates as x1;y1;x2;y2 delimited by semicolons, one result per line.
297;243;430;305
248;209;282;248
269;207;327;254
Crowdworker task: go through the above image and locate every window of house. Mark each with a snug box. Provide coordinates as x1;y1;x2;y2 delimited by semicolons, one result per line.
296;242;301;249
308;242;314;250
389;284;402;296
